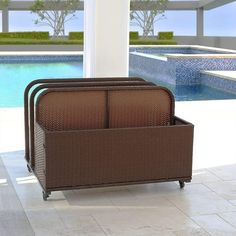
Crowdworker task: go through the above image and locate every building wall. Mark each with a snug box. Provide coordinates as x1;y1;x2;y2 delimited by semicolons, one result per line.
175;36;236;50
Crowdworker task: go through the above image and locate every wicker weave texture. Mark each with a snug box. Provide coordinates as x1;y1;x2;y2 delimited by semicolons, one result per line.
38;91;107;131
33;85;193;193
109;90;172;128
36;88;173;131
34;123;46;189
39;121;193;189
24;77;148;163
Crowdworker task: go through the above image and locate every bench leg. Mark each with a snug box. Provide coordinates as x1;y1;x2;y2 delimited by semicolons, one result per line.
27;164;32;173
42;191;51;201
179;180;185;189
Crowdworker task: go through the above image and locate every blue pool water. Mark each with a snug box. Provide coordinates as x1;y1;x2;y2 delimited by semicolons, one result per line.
0;61;83;107
146;76;236;101
0;57;236;108
130;73;236;101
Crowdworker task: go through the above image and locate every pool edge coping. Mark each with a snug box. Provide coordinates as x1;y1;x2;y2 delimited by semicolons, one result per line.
0;51;84;56
202;71;236;82
130;45;236;58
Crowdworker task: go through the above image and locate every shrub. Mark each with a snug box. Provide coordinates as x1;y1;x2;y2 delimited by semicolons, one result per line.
0;31;49;40
0;38;83;45
0;37;176;46
130;39;177;45
130;31;139;40
158;32;174;40
69;32;84;40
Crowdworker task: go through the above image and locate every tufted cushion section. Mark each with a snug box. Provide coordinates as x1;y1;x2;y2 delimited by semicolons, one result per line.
37;90;107;131
108;89;172;128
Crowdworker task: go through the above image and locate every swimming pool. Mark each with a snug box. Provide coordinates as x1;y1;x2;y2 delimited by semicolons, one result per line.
136;47;234;55
130;45;236;85
0;56;83;107
0;53;236;108
130;45;236;55
131;73;236;101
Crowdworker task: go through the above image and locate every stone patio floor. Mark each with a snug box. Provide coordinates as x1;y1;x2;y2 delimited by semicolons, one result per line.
0;99;236;236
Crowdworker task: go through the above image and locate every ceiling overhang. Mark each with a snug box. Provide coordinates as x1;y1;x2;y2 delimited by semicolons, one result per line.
0;0;235;11
199;0;235;10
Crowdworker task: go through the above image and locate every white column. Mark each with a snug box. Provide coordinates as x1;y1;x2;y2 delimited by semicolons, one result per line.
197;7;204;36
84;0;130;78
2;8;9;32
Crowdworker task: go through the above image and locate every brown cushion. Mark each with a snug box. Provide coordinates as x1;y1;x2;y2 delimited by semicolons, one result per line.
37;90;107;131
109;89;172;128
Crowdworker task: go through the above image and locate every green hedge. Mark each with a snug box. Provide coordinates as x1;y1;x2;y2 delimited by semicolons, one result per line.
129;31;139;40
0;38;83;45
130;39;177;45
0;32;49;40
69;32;84;40
158;32;174;40
0;37;176;46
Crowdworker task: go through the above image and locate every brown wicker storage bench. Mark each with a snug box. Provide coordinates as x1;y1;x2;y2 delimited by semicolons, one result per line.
24;77;153;170
29;83;194;200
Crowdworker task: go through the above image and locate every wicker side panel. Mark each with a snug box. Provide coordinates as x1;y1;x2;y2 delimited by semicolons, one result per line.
109;89;172;128
44;124;193;190
34;123;46;190
37;91;107;131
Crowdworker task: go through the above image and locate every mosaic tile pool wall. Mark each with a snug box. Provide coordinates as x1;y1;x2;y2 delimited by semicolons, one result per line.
129;51;236;85
129;47;231;55
201;73;236;94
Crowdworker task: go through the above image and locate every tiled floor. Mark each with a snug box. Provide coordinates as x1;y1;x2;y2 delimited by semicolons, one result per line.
1;153;236;236
0;99;236;236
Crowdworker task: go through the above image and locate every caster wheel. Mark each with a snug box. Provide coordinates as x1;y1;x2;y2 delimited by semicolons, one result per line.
179;181;185;189
27;164;32;173
42;191;51;201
